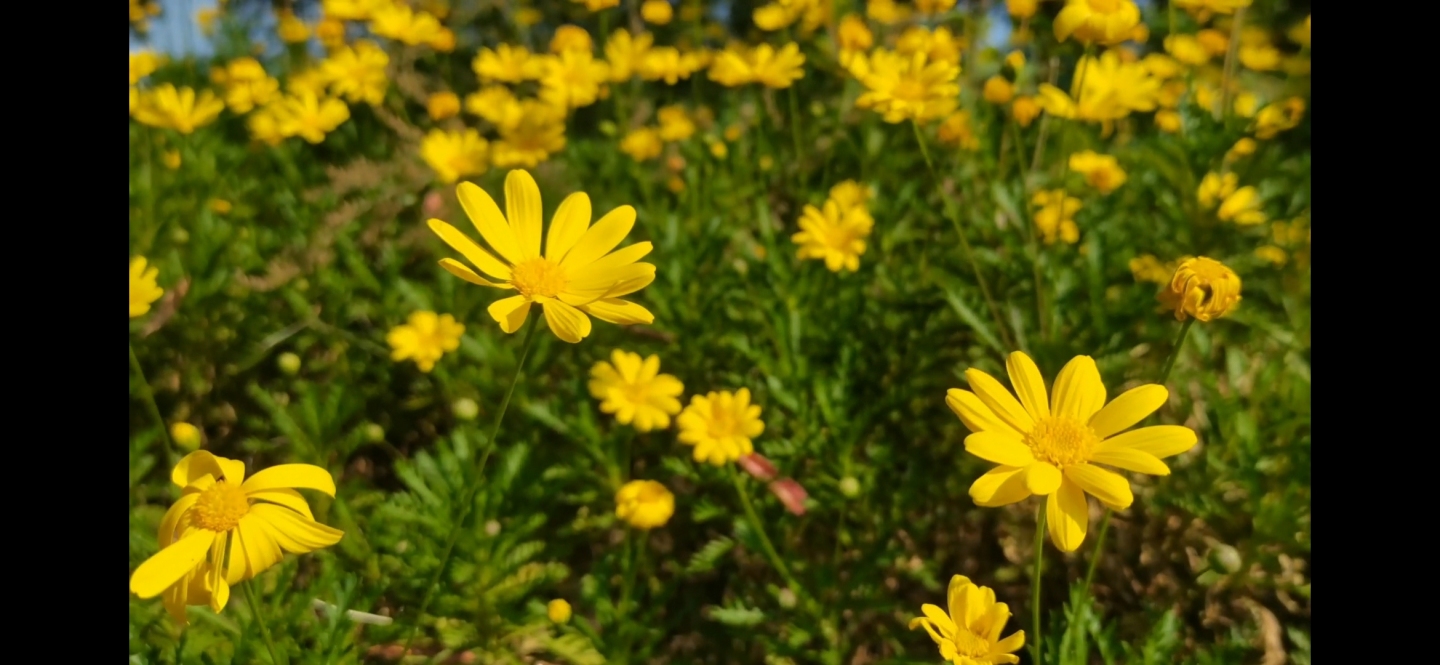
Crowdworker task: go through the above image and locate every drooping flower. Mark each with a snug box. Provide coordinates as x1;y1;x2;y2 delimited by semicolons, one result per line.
855;49;960;124
386;311;465;372
909;575;1026;664
1158;256;1241;322
320;40;389;106
677;389;765;465
949;352;1198;551
130;256;164;318
420;129;489;184
428;170;656;343
133;85;226;134
588;350;685;432
1054;0;1141;46
128;452;343;624
792;199;874;272
615;480;675;529
1068;151;1127;194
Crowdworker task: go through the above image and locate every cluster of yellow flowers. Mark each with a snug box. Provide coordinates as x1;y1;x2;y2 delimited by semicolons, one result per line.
792;180;876;273
848;23;965;124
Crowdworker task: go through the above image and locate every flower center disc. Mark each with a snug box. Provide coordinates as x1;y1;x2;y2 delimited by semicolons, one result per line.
192;482;250;532
1024;417;1099;467
950;630;991;658
510;258;567;298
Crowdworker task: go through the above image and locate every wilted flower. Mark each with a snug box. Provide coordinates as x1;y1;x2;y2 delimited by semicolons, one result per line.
1159;256;1242;322
737;453;779;481
769;478;808;516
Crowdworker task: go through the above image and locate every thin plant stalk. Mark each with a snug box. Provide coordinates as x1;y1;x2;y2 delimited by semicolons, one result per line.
730;466;804;597
1009;118;1049;343
130;343;178;469
911;120;1017;351
1032;502;1047;665
1220;7;1247;122
1080;510;1112;596
1159;319;1196;385
243;580;286;665
402;317;542;654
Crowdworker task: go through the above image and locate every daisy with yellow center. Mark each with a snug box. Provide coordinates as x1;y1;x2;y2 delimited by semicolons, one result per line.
615;479;676;529
620;127;664;162
588;350;685;432
130;50;165;85
707;43;806;89
420;128;489;184
909;575;1025;664
129;451;343;624
677;389;765;465
855;49;960;124
368;3;445;47
550;25;595;54
273;91;351;144
792;199;874;273
948;351;1198;551
491;101;568;167
605;29;654;81
428;170;655;343
1054;0;1142;46
1030;190;1081;245
1158;257;1241;322
320;40;390;106
386;311;466;372
473;44;542;83
836;15;873;69
539;50;611;110
133;84;226;134
130;256;164;318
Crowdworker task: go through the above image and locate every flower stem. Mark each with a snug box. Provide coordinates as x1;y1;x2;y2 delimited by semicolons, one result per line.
614;529;646;662
1080;509;1111;596
1031;501;1047;665
130;343;178;469
243;580;286;665
731;466;803;597
911;120;1016;351
402;317;541;655
1008;117;1049;344
1158;319;1195;385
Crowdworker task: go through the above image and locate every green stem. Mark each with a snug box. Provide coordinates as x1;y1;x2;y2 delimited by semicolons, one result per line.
402;317;541;654
614;529;646;662
243;580;286;665
1008;118;1049;345
1080;510;1111;596
911;120;1016;351
787;84;804;162
1158;319;1195;385
130;343;178;468
1031;502;1046;665
731;466;802;596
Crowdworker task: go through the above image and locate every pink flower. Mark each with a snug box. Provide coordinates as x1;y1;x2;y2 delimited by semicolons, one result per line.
738;453;778;481
769;478;808;516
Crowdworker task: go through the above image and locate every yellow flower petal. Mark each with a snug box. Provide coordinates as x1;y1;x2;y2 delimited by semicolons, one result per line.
540;298;593;343
546;192;592;262
171;451;229;487
1063;463;1133;509
563;262;656;304
130;530;217;598
567;241;653;282
1025;461;1062;495
579;298;654;325
1006;351;1051;421
969;466;1032;507
439;258;510;288
242;464;337;496
560;205;638;269
246;488;317;519
921;603;956;636
957;581;987;630
946;575;972;631
250;503;344;553
946;389;1024;439
158;493;200;548
235;513;284;579
964;431;1035;467
1046;478;1088;552
457;181;524;264
1088;385;1167;438
488;294;533;333
1090;448;1171;476
1050;355;1105;421
428;219;512;280
964;369;1036;433
504;169;544;260
994;630;1026;654
1095;425;1197;458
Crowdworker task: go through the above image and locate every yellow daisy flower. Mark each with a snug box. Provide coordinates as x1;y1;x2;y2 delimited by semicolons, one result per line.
948;351;1198;551
133;84;225;134
1030;190;1081;245
473;44;542;83
273;91;351;144
605;29;654;81
620;127;664;162
386;311;466;372
539;49;611;110
1158;257;1241;322
1217;186;1266;225
588;350;685;431
128;451;343;624
615;479;675;529
1054;0;1142;46
420;128;489;184
792;199;874;272
491;101;568;167
130;256;164;318
677;389;765;465
855;49;960;124
426;91;461;120
427;170;656;343
550;25;594;54
320;40;390;106
909;575;1026;664
1067;151;1127;194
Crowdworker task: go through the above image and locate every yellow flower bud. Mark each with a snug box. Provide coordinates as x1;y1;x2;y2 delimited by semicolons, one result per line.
1158;257;1241;322
982;76;1014;104
547;599;573;624
171;422;203;450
